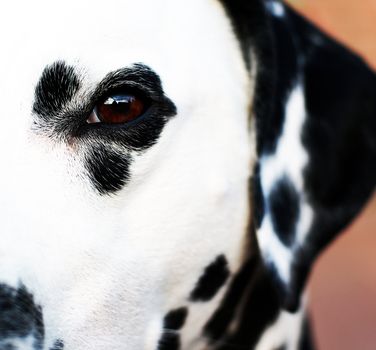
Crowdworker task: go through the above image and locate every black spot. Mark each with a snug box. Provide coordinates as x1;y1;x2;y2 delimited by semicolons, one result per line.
214;263;281;349
33;61;81;119
190;255;230;302
163;308;188;331
298;317;315;350
50;339;64;350
230;262;279;348
0;283;44;349
269;177;300;246
157;308;188;350
252;163;265;229
157;332;180;350
203;255;258;342
85;145;132;195
204;254;282;349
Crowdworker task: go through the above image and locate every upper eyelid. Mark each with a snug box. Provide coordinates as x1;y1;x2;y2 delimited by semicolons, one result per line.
90;81;150;109
90;64;165;105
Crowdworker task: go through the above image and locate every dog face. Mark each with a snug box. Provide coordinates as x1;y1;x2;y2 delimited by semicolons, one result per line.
0;0;375;349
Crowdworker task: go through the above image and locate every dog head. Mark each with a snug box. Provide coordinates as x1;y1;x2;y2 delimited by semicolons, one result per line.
0;0;374;349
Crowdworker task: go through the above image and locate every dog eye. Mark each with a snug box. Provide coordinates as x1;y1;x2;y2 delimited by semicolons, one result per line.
87;93;147;124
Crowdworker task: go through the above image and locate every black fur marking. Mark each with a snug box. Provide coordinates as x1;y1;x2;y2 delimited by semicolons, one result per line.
157;332;180;350
224;0;376;311
85;145;132;195
50;339;64;350
33;61;81;119
216;0;373;342
204;255;282;349
163;308;188;331
190;255;230;302
34;63;177;147
218;0;275;153
91;63;168;107
157;307;188;350
81;66;176;195
298;317;315;350
217;262;280;349
33;63;177;196
203;255;258;342
33;63;176;195
259;1;300;154
275;5;376;311
75;64;177;151
269;177;300;246
252;163;265;229
0;283;44;349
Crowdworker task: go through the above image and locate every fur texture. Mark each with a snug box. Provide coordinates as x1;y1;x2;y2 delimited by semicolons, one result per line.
0;0;374;349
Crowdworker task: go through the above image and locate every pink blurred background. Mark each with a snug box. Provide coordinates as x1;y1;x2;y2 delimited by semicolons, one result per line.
285;0;376;349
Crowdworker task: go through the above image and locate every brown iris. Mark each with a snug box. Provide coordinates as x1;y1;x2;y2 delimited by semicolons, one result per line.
87;94;146;124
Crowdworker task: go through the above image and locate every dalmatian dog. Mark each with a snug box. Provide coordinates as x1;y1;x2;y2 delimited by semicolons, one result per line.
0;0;375;349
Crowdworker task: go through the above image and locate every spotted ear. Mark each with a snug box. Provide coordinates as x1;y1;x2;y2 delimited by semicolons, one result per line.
252;3;376;311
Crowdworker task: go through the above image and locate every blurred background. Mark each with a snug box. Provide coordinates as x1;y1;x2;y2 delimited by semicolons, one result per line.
285;0;376;349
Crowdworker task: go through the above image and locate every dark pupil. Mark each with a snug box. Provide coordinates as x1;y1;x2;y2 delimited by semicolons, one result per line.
97;94;143;123
107;96;132;112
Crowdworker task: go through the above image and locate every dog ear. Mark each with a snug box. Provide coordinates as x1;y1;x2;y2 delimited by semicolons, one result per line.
251;2;376;311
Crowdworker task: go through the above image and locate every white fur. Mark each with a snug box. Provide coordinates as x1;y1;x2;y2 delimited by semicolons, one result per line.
255;308;305;350
258;217;293;284
0;0;255;349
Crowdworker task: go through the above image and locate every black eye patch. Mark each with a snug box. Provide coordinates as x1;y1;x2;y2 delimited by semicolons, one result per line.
33;61;81;119
0;283;44;344
75;64;177;151
32;61;177;195
80;65;177;195
33;62;176;147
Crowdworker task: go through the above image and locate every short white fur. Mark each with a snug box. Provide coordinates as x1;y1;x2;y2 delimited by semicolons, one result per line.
0;0;254;349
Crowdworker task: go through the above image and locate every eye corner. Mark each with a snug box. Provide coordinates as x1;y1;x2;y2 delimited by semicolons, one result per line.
86;109;101;124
